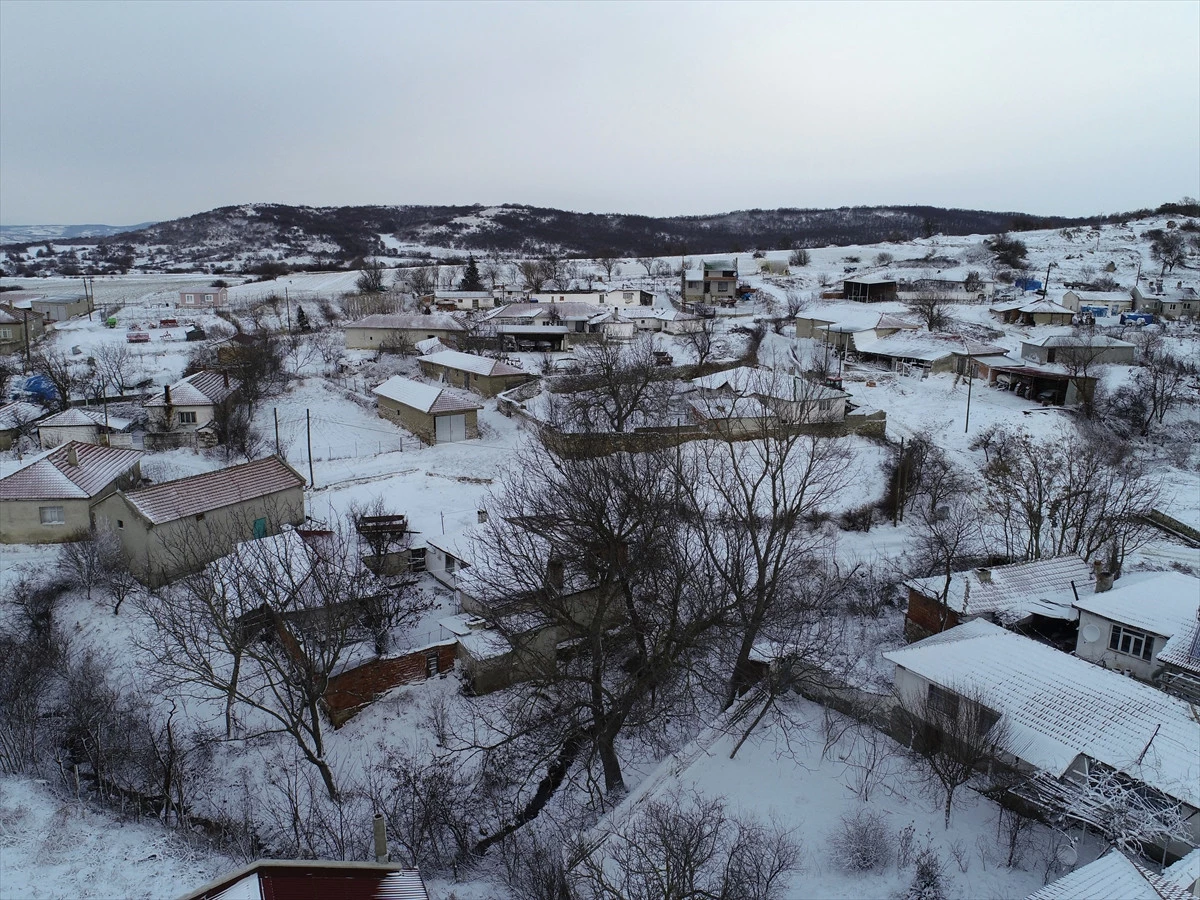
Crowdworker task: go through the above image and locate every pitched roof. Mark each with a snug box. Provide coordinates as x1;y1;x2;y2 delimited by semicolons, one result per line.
372;376;482;414
884;619;1200;808
1023;333;1135;349
691;366;847;402
120;455;305;525
1027;850;1194;900
180;860;429;900
854;331;1005;361
0;307;22;325
843;273;896;285
348;313;465;332
418;350;526;377
484;302;608;322
1072;571;1200;638
0;401;45;431
0;441;143;501
145;370;240;407
907;555;1094;622
1156;616;1200;676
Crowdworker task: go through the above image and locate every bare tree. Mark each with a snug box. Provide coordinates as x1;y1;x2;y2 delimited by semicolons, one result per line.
554;335;674;433
517;259;548;292
1149;229;1186;275
29;346;84;411
356;258;387;294
573;789;801;900
680;318;720;370
636;256;655;277
595;253;620;282
896;682;1011;828
907;293;955;332
402;265;435;298
92;342;137;396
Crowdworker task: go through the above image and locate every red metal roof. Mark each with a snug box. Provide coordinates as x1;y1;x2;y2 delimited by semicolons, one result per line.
181;861;429;900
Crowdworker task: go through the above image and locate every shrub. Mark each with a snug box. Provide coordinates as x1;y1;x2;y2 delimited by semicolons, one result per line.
829;809;893;872
840;503;876;533
875;252;894;266
789;249;810;267
990;234;1027;268
903;848;947;900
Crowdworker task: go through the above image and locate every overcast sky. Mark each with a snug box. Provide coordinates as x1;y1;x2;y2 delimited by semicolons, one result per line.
1;0;1197;225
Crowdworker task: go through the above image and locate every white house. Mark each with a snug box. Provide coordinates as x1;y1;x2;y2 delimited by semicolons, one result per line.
37;407;134;449
144;370;240;433
422;290;495;311
1072;571;1200;684
621;307;704;334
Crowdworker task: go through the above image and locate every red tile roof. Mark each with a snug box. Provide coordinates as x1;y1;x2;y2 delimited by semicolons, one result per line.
0;441;142;501
122;455;304;524
181;860;429;900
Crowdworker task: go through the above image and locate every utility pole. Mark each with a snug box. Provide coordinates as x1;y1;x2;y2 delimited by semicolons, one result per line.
1044;261;1053;296
964;347;973;434
306;408;314;488
285;287;292;333
274;408;280;456
21;309;31;372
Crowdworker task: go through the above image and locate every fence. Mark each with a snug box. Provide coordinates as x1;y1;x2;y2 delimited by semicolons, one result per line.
324;640;458;727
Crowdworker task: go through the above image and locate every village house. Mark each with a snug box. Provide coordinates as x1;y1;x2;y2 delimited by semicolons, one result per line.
897;273;995;301
682;259;739;304
1072;570;1200;692
344;313;466;351
885;619;1200;862
144;370;240;435
621;306;704;334
30;293;92;323
528;288;609;305
177;285;229;310
0;401;46;451
92;454;307;586
903;555;1097;644
372;375;482;444
1019;333;1136;366
797;310;920;352
842;274;898;303
989;297;1075;326
1062;289;1133;318
0;441;143;543
421;289;494;311
0;304;44;355
1133;281;1200;318
37;407;134;449
482;302;634;351
1028;848;1198;900
852;331;1006;375
417;349;535;398
688;366;849;435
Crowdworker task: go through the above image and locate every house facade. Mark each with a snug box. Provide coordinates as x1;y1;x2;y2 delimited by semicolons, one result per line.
682;259;738;303
1061;290;1133;318
372;375;482;444
422;290;494;311
31;294;91;322
92;455;306;585
0;442;143;543
416;350;534;398
344;313;466;351
177;286;229;309
36;408;133;449
689;366;848;435
1133;281;1200;318
0;401;45;451
1019;334;1136;366
0;305;44;355
842;275;898;303
144;370;240;434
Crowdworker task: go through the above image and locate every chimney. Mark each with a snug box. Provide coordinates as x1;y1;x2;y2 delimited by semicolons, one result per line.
164;384;172;405
546;556;565;591
1092;559;1103;580
66;443;78;467
373;813;389;863
1095;570;1114;594
477;509;488;524
223;370;230;388
975;567;992;585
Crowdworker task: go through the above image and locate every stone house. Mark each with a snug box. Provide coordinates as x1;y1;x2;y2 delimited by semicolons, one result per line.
0;441;143;543
91;454;306;586
31;294;91;322
1019;334;1135;366
0;401;46;451
371;376;482;444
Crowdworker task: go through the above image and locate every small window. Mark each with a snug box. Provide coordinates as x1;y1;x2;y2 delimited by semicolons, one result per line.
204;294;214;302
927;683;959;719
178;411;198;424
195;513;205;522
1109;624;1154;661
253;517;267;539
185;294;194;302
409;547;427;572
623;292;633;300
446;556;457;574
0;328;11;340
818;400;832;411
39;506;65;525
116;519;124;529
717;282;729;292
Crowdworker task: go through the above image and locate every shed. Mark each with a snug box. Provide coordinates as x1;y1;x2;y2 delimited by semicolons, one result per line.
417;350;534;397
372;376;482;445
842;275;898;302
344;313;466;351
180;860;430;900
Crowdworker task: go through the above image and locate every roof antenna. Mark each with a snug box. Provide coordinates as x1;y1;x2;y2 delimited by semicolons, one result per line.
1134;723;1161;766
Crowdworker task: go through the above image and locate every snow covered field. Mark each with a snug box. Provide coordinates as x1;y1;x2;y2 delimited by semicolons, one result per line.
2;218;1197;898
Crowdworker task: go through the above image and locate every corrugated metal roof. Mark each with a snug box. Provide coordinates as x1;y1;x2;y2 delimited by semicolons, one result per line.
1024;334;1135;349
38;409;101;428
1027;850;1193;900
372;376;481;415
146;371;240;407
122;455;304;525
349;313;465;332
418;350;525;377
855;331;1006;362
485;302;606;321
0;441;143;501
907;555;1094;617
884;620;1200;808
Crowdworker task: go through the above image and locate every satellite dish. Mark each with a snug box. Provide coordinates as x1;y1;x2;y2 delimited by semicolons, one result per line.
1056;843;1078;867
1081;624;1102;643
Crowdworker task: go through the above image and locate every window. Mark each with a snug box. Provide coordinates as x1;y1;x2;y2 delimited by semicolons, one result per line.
253;517;267;539
1109;624;1154;661
818;400;832;411
717;282;729;292
185;294;194;303
409;547;426;572
623;292;633;301
0;328;11;340
178;411;198;424
445;556;457;574
195;513;205;522
204;294;214;303
116;519;124;529
39;506;65;525
927;683;959;719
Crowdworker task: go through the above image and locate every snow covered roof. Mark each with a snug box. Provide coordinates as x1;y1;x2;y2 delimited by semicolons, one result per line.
884;619;1200;808
1163;848;1200;894
431;290;490;299
484;302;607;322
0;441;143;501
0;307;21;324
843;274;896;285
854;331;1005;362
1023;333;1135;349
425;525;484;567
145;370;240;407
348;313;465;332
1027;850;1193;900
1157;616;1200;676
691;366;847;402
372;376;482;414
413;337;448;356
622;307;698;322
0;401;45;431
120;455;304;525
419;350;525;377
1073;571;1200;638
37;407;134;431
906;555;1094;620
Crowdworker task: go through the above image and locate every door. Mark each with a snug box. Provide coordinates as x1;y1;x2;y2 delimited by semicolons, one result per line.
435;414;466;443
253;517;267;539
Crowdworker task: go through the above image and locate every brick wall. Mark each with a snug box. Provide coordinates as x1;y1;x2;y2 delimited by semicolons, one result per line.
324;641;457;727
904;589;959;643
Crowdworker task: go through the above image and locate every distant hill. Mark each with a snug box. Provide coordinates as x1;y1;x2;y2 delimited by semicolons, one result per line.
4;199;1193;276
0;222;157;244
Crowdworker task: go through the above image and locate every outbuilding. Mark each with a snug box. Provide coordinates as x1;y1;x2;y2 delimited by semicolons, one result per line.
372;376;482;444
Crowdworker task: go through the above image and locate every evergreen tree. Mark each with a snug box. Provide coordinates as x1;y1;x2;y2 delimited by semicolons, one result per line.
296;305;310;332
461;256;483;291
